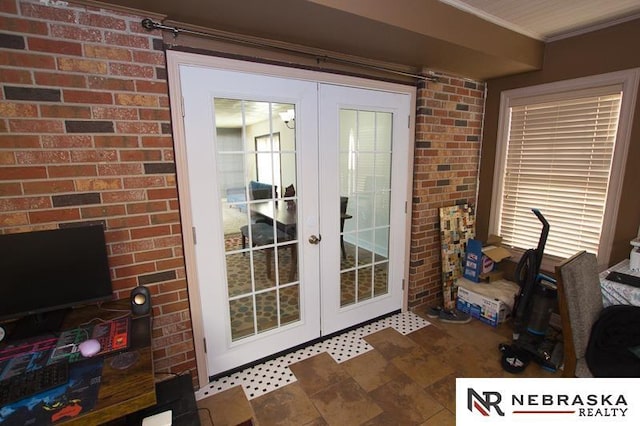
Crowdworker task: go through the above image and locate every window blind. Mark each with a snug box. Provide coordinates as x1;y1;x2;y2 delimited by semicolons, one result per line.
499;90;622;259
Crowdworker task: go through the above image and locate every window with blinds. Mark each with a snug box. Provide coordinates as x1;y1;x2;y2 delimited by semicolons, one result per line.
487;63;640;270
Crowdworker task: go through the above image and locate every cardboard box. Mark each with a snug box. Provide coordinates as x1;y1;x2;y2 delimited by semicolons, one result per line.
463;235;511;282
455;277;520;327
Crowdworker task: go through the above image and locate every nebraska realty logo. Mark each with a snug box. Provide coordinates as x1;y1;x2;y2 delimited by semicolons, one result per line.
457;378;639;425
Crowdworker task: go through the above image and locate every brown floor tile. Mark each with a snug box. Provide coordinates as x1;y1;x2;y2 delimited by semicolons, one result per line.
420;408;455;426
434;341;504;377
361;411;421;426
309;377;383;426
251;382;321;426
364;327;419;360
407;322;464;355
341;349;404;392
197;385;254;426
391;346;455;388
289;352;351;396
424;373;456;412
368;374;444;424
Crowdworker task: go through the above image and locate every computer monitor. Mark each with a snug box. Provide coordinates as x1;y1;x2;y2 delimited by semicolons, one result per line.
0;224;114;339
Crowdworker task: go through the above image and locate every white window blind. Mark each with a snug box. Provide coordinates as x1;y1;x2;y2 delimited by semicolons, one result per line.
498;88;622;259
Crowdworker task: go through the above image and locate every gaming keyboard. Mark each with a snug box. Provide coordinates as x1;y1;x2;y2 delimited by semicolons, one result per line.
0;361;69;406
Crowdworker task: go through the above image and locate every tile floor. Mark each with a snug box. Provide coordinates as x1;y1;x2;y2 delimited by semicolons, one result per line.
196;306;560;425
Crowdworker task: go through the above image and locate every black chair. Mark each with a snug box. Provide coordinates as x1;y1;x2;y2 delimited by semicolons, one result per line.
340;196;352;260
240;222;296;281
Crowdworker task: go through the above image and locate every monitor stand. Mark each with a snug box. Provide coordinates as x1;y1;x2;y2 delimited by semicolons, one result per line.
9;308;71;340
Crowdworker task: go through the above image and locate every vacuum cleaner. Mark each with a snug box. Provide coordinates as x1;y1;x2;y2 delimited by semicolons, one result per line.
499;208;564;373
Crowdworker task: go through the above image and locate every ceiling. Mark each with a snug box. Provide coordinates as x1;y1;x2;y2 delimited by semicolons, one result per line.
442;0;640;41
85;0;640;80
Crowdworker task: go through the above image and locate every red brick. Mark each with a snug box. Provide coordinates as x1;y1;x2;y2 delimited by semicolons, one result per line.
138;108;170;121
110;239;155;255
27;37;82;56
0;102;38;117
22;180;75;194
114;93;158;108
141;136;173;148
0;166;47;180
34;72;87;88
0;51;55;69
94;135;139;148
107;215;150;229
21;3;77;23
111;63;157;80
115;262;157;279
130;225;172;240
108;253;135;267
123;176;165;189
104;31;150;49
70;149;118;163
16;150;70;164
135;80;168;95
0;0;17;13
147;188;177;200
0;196;51;211
0;212;29;227
97;163;144;176
132;50;165;66
101;190;146;203
111;277;138;292
156;258;185;271
134;248;173;263
78;12;126;30
0;68;33;84
57;57;107;74
84;44;131;61
0;182;22;197
0;152;15;165
0;16;48;35
88;76;135;91
119;149;162;162
29;208;81;224
9;119;64;133
48;164;97;178
75;178;122;191
150;212;180;225
127;201;167;215
81;204;126;219
41;135;92;148
115;121;161;134
92;106;137;120
40;104;91;119
0;135;40;148
50;24;102;42
63;89;113;105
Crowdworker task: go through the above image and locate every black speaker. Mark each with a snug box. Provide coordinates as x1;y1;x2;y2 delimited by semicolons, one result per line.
130;285;151;316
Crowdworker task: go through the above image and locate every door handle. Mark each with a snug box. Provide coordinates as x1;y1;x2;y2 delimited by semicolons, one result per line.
308;234;322;245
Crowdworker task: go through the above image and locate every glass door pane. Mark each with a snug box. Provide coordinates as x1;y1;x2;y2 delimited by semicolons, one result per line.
215;98;300;342
339;109;392;307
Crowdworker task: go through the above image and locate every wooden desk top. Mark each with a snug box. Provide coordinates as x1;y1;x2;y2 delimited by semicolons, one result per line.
59;301;156;425
251;200;297;227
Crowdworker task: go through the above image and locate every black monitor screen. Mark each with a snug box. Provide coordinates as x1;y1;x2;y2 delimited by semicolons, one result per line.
0;225;114;322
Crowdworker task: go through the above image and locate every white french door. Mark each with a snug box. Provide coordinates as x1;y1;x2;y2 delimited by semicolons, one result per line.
170;53;412;380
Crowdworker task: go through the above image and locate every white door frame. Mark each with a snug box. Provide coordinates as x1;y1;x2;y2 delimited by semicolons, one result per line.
166;51;416;388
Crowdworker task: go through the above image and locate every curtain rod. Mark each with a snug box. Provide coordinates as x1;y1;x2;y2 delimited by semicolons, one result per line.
141;18;438;82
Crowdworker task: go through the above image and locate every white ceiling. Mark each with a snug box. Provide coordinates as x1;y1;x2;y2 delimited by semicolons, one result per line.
441;0;640;40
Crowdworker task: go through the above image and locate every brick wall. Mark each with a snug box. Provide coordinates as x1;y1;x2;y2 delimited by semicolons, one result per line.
407;77;485;309
1;0;484;384
0;0;196;379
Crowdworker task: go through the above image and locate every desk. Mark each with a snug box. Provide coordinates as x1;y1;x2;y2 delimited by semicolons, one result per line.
600;259;640;307
251;201;297;232
251;200;353;258
1;301;156;425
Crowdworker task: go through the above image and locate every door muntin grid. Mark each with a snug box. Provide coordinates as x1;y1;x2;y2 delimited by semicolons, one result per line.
214;98;300;341
339;109;392;307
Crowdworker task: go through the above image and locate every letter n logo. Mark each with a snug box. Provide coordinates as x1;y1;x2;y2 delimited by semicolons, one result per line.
467;388;505;416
